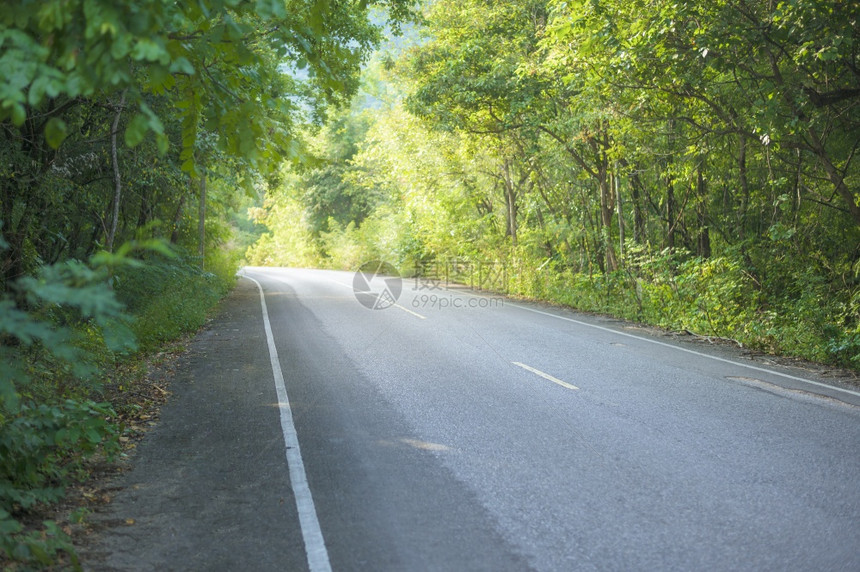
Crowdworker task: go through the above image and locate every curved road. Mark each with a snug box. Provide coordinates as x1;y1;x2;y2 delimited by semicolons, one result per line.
89;266;860;571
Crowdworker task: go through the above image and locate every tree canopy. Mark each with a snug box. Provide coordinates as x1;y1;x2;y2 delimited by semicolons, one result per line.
1;0;415;286
250;0;860;368
1;0;416;563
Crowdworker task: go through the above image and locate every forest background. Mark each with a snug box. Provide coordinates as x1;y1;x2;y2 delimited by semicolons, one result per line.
251;0;860;369
1;0;858;566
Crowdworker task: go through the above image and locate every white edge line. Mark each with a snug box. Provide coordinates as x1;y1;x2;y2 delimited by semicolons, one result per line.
243;274;332;572
507;301;860;399
513;361;579;391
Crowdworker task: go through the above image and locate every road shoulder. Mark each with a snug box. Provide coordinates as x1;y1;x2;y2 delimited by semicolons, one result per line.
81;278;308;571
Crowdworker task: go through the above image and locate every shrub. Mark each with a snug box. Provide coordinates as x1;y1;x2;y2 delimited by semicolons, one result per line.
0;253;133;566
113;249;235;352
0;242;239;566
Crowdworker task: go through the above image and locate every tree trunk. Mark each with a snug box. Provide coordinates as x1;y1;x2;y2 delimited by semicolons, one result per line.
696;159;711;258
664;119;677;250
595;127;618;272
136;185;151;231
501;160;518;247
629;171;646;244
170;192;186;244
106;90;127;253
615;165;624;260
598;170;618;272
666;175;676;249
198;170;206;266
578;183;599;274
738;134;750;241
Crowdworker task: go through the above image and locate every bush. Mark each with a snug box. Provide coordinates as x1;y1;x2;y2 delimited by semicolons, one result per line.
0;253;133;566
487;241;858;369
113;249;235;352
0;242;239;567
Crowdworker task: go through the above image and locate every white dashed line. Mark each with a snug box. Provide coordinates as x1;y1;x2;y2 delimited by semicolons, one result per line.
507;302;860;400
512;361;579;391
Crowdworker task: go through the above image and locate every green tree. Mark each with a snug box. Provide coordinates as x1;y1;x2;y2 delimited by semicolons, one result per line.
1;0;418;564
1;0;416;286
257;0;860;367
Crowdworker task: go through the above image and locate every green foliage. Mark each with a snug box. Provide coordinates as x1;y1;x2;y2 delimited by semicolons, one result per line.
0;257;137;415
114;250;235;351
498;242;859;367
0;508;80;569
0;0;416;169
0;241;238;566
251;0;859;369
245;196;321;268
0;400;117;511
0;249;131;566
1;0;418;295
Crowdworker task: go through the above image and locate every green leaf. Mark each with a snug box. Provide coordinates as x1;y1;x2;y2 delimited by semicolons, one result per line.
131;38;167;63
156;132;169;154
124;113;150;147
44;117;68;148
28;542;50;564
0;509;23;534
10;102;27;126
110;34;132;59
255;0;287;19
168;57;195;75
28;76;50;106
85;427;102;444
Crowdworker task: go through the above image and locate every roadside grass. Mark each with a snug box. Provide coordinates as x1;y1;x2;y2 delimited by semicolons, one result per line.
505;246;860;372
407;243;859;372
0;245;238;570
115;252;235;353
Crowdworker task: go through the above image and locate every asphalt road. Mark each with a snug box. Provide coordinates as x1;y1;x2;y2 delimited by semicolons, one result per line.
88;266;860;571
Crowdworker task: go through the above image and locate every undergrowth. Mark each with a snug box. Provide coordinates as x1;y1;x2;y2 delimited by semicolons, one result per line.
396;239;859;370
0;242;237;569
503;242;860;369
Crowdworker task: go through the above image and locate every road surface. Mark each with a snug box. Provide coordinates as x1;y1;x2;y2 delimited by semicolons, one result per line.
87;267;860;571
